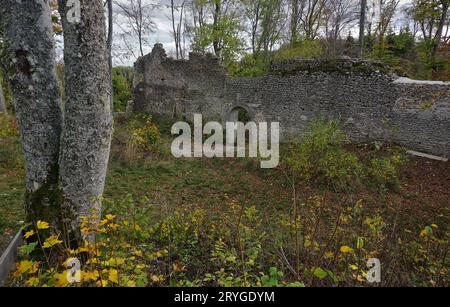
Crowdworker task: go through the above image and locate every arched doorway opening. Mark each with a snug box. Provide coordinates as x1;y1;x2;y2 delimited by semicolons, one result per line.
227;106;251;124
226;106;252;146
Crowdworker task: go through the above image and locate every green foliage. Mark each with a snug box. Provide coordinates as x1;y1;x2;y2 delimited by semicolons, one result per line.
190;15;244;67
113;114;164;162
230;53;268;77
127;115;161;150
368;154;406;192
386;29;416;58
284;119;406;193
285;119;364;191
112;67;133;112
274;40;324;62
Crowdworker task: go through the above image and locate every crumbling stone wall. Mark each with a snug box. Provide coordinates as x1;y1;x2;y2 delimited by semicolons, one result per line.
131;44;450;157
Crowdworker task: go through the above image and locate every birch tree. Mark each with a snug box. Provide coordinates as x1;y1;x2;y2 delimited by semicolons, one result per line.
1;0;63;226
57;0;113;239
3;0;114;242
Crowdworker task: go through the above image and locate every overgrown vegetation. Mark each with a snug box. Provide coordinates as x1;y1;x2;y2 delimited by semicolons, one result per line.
112;67;133;112
2;115;448;287
284;120;407;193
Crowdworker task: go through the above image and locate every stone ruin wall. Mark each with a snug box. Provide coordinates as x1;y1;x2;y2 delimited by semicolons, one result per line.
130;44;450;157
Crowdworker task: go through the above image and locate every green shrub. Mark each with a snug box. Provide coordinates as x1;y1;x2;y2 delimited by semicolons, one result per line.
126;115;160;149
230;53;268;77
285;119;364;191
273;40;324;62
112;67;133;112
368;154;405;192
113;114;162;161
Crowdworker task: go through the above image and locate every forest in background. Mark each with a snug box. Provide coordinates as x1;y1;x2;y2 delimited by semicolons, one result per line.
107;0;450;80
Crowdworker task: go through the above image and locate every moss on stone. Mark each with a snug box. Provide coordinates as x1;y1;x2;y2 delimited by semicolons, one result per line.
270;58;392;76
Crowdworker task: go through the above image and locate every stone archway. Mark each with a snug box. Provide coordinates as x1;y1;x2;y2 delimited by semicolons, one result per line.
226;105;253;147
227;105;251;124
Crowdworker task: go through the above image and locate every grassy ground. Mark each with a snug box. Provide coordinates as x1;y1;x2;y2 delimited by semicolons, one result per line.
0;115;25;254
1;114;449;286
0;167;25;253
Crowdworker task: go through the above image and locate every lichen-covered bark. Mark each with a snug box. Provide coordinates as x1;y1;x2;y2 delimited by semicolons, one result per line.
58;0;113;238
2;0;63;226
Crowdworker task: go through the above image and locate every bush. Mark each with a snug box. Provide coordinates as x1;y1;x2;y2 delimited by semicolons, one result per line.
230;53;268;77
129;118;160;151
112;67;133;112
285;119;364;191
368;154;405;192
112;114;162;162
273;40;324;62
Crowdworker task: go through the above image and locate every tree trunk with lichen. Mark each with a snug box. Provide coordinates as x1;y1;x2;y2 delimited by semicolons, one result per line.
1;0;63;227
57;0;113;240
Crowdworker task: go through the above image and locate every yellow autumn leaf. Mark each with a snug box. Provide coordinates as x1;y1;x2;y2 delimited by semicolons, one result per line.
98;228;108;234
54;271;69;287
42;235;63;249
107;257;125;266
26;277;39;287
36;220;50;229
97;279;108;287
108;223;119;230
133;250;143;257
109;269;119;284
324;251;334;259
127;280;136;287
24;230;35;239
155;249;168;258
106;214;116;220
151;274;164;282
82;270;99;282
340;246;354;253
14;260;39;277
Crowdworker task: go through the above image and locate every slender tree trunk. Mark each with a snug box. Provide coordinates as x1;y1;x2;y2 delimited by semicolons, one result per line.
431;0;449;61
107;0;114;111
212;0;222;57
359;0;367;57
138;30;144;57
291;0;299;45
178;3;185;58
171;0;179;59
2;0;63;226
58;0;113;240
0;81;6;115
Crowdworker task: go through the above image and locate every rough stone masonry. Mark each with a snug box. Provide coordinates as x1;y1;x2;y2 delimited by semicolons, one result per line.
130;44;450;157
